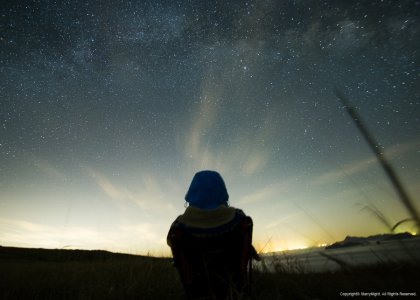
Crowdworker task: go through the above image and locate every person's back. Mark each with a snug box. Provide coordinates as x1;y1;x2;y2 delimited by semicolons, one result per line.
167;170;257;300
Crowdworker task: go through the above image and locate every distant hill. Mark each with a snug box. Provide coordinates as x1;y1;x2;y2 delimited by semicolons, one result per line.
0;246;165;262
326;232;414;250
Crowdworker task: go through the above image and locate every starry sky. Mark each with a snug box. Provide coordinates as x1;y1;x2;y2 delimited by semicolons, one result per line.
1;0;419;255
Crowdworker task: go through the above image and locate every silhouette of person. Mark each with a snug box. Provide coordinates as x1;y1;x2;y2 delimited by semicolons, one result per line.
167;170;258;300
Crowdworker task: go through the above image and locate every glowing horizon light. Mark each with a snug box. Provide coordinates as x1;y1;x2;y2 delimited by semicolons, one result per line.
286;245;308;251
270;245;309;253
260;249;275;254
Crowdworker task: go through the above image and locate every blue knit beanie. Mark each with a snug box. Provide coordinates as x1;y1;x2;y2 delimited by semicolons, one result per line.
185;170;229;210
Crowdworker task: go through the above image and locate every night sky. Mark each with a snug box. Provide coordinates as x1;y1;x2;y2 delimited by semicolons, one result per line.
1;0;419;255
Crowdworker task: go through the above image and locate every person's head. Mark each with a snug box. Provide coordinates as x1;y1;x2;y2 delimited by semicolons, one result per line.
185;170;229;210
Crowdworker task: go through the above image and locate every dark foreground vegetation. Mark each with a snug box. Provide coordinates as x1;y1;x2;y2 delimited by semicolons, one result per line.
0;246;419;300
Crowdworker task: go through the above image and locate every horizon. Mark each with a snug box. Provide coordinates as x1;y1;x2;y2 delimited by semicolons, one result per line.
1;230;418;257
1;0;419;256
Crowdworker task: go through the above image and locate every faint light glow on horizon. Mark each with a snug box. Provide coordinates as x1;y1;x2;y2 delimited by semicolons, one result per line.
258;245;309;254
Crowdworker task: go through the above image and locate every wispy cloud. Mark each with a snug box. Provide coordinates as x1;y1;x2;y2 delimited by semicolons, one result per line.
87;168;132;207
0;217;169;255
311;141;418;187
237;181;287;205
86;168;176;214
182;47;277;177
0;217;96;249
31;157;68;182
264;211;306;231
184;68;226;173
183;100;273;177
241;150;270;176
311;155;377;187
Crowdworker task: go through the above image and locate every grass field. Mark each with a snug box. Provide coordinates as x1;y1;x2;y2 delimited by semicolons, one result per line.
0;246;419;300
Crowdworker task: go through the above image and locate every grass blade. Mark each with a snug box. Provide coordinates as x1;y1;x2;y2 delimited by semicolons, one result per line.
335;89;420;230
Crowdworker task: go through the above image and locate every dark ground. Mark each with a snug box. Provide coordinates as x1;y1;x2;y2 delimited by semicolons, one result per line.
0;246;419;300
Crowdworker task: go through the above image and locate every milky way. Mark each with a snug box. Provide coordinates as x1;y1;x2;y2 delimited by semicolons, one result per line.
1;0;419;254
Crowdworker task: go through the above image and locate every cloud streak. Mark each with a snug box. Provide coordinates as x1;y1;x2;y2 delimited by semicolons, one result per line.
311;141;418;187
0;217;168;255
86;167;176;214
237;181;288;205
183;55;276;178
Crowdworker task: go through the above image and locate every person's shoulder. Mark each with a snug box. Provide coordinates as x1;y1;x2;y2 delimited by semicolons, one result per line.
233;207;245;215
233;208;253;228
231;207;251;218
168;213;185;232
170;215;184;227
